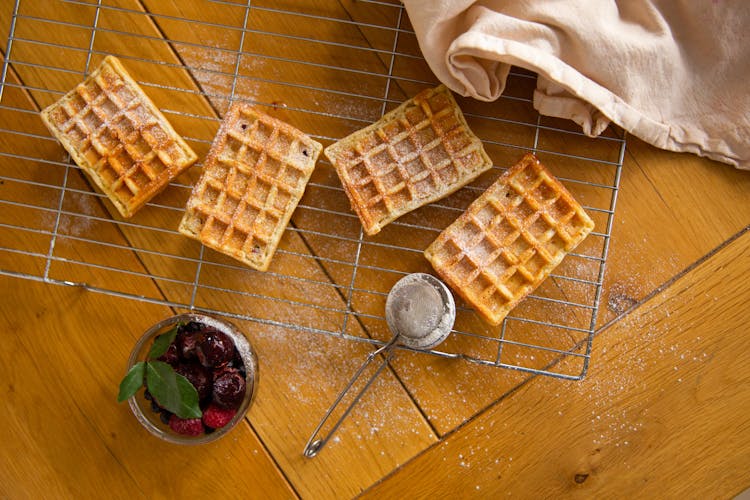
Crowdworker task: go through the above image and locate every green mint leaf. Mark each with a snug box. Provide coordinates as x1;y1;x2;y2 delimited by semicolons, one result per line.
145;361;179;412
117;361;146;402
146;361;202;419
148;323;180;359
175;374;203;419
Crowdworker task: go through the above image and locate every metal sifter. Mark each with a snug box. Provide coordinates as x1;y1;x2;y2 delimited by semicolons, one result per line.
303;273;456;457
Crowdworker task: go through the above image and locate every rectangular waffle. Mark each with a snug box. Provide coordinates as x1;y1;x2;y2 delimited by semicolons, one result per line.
40;55;198;218
424;153;595;325
324;84;493;235
179;103;322;271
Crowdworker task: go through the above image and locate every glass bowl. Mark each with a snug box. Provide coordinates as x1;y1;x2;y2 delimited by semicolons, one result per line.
126;313;258;445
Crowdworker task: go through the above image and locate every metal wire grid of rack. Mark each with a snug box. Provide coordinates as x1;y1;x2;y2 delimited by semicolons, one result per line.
0;0;623;380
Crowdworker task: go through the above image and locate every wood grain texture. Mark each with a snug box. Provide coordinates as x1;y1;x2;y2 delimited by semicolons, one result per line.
362;229;750;498
0;3;438;497
1;0;749;498
0;275;298;499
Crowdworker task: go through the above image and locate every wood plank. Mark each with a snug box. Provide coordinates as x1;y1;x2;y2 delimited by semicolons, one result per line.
0;53;292;498
1;2;438;497
599;136;750;326
362;228;750;498
342;130;750;436
3;1;750;497
0;275;298;498
112;4;438;496
255;1;622;433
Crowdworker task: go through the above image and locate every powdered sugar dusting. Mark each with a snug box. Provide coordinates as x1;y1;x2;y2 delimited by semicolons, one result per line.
565;293;711;450
250;323;435;456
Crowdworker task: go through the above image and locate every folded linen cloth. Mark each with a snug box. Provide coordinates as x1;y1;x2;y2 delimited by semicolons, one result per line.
403;0;750;170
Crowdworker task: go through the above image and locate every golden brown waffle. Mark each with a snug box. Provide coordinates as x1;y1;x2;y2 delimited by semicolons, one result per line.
325;84;493;235
424;153;595;325
179;103;322;271
40;55;198;218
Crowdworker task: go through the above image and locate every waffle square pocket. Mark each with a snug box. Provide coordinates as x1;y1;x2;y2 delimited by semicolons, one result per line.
40;56;198;218
179;103;322;271
424;153;595;325
325;85;493;235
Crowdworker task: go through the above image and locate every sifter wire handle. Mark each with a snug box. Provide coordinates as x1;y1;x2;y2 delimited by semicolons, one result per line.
303;336;400;458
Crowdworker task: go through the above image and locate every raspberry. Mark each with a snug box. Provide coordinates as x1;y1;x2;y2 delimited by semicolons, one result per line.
212;366;246;409
168;415;204;436
196;330;235;368
175;362;212;403
202;403;237;429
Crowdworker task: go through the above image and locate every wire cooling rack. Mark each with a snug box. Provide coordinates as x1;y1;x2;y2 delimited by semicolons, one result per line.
0;0;623;379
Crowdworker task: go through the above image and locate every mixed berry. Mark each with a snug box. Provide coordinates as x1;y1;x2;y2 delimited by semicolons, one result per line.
147;321;247;436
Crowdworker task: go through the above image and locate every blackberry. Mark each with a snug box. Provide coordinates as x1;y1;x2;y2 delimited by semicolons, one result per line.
159;409;172;425
150;398;161;413
178;321;204;334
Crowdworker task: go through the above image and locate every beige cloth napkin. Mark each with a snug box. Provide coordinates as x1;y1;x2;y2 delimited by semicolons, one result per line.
403;0;750;170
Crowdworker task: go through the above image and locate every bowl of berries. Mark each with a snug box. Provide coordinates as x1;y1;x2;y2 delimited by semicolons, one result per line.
118;314;258;444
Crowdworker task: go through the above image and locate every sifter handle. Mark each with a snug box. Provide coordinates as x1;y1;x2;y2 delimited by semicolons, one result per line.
303;336;399;458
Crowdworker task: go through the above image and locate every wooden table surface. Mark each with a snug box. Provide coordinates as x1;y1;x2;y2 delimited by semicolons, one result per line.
1;1;749;498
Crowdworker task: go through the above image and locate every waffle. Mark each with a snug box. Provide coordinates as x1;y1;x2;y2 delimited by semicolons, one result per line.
424;153;595;325
179;103;322;271
325;84;493;235
40;55;198;218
